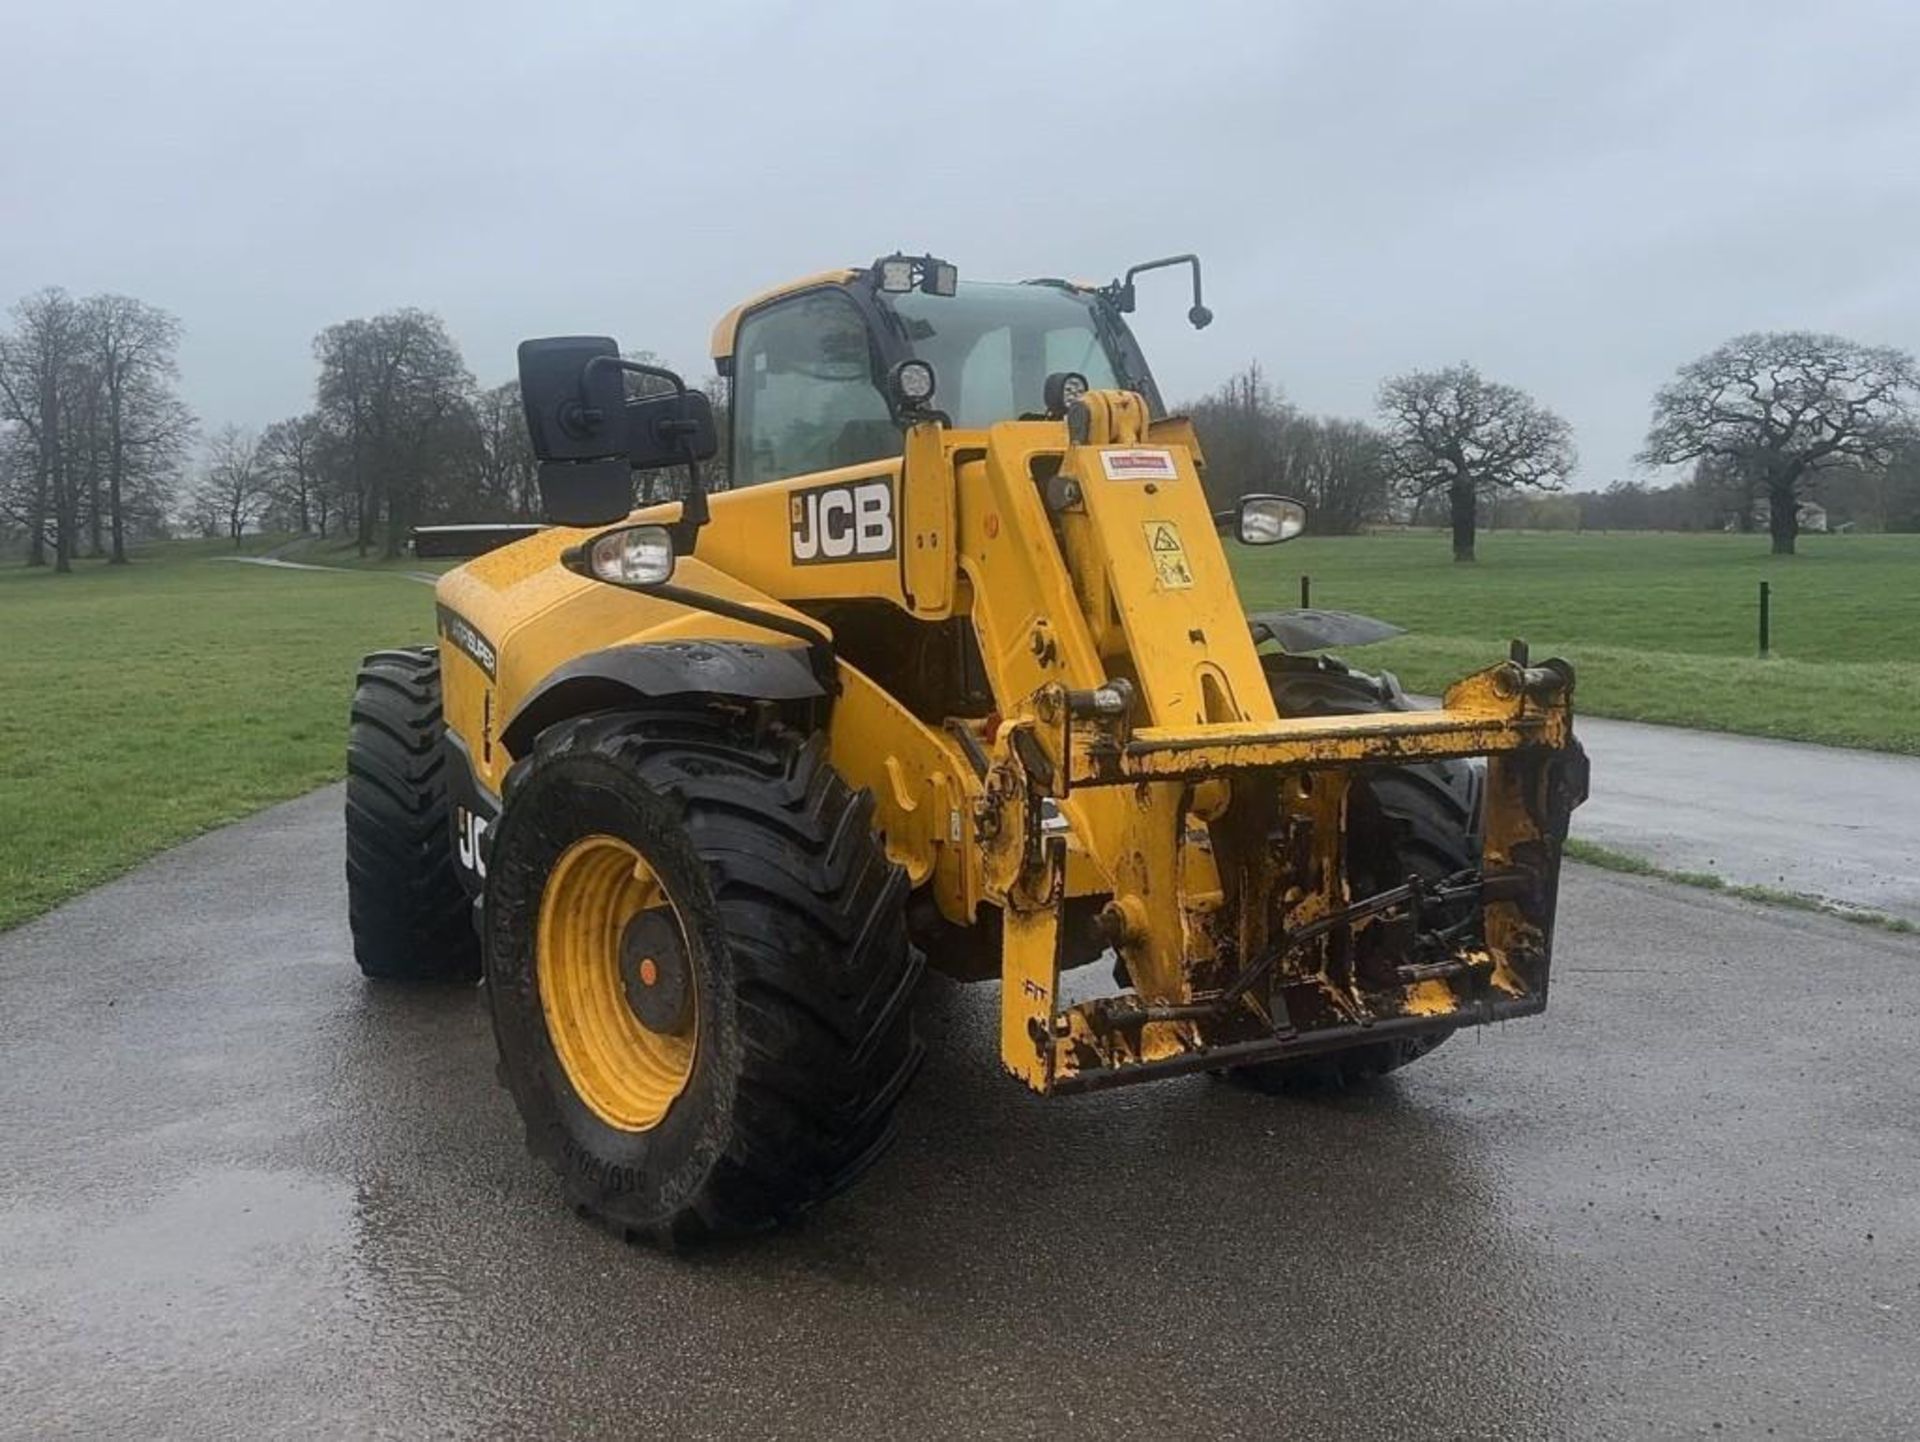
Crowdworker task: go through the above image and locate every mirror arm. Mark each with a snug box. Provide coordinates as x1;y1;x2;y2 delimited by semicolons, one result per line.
1105;254;1212;329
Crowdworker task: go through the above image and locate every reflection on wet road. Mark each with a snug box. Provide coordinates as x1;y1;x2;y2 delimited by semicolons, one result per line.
2;786;1916;1439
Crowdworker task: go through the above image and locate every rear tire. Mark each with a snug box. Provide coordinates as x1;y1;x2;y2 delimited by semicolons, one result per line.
345;647;481;983
482;710;923;1244
1231;655;1480;1092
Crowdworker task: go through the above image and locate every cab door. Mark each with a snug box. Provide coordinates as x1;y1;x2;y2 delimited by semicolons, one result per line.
690;288;919;609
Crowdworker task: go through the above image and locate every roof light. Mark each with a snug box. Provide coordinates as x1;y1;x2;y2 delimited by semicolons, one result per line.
871;253;959;297
877;256;916;293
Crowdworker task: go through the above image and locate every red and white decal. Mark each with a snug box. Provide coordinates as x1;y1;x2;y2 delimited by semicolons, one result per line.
1099;448;1178;481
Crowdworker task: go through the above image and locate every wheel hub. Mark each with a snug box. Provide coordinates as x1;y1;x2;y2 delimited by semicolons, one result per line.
619;910;691;1034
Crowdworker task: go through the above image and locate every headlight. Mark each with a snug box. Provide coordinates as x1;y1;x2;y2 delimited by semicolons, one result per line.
580;524;676;586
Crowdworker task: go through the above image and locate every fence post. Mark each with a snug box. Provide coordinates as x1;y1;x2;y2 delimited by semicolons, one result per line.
1300;574;1311;609
1758;580;1771;657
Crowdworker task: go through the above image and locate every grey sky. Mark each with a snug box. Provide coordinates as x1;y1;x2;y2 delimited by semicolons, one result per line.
4;0;1915;487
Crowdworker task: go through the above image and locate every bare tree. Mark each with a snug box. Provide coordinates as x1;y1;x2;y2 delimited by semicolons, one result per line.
1689;454;1760;532
1888;439;1920;533
0;288;85;569
1640;331;1918;555
0;420;32;553
1184;361;1292;511
313;309;475;557
472;381;538;519
1275;415;1392;535
1378;364;1575;562
0;291;191;567
194;425;272;547
259;411;328;534
81;295;192;562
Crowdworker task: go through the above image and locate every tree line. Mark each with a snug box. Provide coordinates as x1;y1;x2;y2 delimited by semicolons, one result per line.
5;282;1917;568
0;296;553;565
188;309;543;558
1182;331;1920;558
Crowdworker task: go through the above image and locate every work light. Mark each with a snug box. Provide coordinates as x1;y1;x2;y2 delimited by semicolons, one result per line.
1044;370;1089;415
889;359;938;410
877;256;916;293
872;253;959;296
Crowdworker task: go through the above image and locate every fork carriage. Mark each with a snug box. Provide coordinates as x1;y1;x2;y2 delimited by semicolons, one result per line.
994;652;1586;1093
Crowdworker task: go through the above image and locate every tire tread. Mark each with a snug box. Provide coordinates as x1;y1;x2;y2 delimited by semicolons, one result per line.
344;646;480;982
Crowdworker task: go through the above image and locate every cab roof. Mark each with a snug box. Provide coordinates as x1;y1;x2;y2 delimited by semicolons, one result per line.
706;264;1109;373
709;268;859;368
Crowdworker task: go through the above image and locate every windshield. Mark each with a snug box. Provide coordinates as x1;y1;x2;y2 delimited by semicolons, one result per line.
885;282;1123;428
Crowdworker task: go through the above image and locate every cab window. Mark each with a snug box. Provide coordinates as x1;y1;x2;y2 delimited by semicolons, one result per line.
732;290;898;487
889;282;1123;427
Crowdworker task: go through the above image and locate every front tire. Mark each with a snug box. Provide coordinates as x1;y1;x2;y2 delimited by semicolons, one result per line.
345;647;481;983
483;710;923;1244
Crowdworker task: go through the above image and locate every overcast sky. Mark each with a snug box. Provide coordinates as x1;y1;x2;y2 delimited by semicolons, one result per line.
4;0;1916;487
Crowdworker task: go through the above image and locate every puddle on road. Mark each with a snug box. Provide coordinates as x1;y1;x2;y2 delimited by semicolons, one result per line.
0;1166;472;1436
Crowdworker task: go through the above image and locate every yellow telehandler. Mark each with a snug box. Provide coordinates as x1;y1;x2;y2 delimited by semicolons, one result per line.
346;253;1586;1243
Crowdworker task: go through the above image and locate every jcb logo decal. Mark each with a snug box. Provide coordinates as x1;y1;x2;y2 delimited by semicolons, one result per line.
789;478;895;564
455;807;489;879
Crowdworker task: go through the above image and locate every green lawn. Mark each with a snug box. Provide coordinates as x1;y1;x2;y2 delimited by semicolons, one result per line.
0;540;433;930
4;528;1916;934
1233;530;1920;754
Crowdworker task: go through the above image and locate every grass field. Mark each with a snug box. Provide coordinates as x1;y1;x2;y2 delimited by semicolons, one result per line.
0;539;433;930
2;527;1915;932
1234;530;1920;755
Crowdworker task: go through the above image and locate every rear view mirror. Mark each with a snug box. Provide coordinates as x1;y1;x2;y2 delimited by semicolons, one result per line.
1234;494;1308;545
518;337;627;462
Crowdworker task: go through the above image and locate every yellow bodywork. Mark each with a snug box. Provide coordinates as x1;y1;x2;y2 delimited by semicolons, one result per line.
438;293;1583;1098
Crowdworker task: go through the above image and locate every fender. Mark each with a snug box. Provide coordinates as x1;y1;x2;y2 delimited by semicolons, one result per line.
1246;608;1404;653
498;639;827;757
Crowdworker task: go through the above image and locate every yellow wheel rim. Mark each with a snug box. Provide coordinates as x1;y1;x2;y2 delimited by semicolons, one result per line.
536;834;697;1132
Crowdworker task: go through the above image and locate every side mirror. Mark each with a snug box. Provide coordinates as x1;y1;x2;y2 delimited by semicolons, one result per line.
518;337;719;530
518;337;626;461
519;336;632;527
1229;494;1308;545
627;390;718;471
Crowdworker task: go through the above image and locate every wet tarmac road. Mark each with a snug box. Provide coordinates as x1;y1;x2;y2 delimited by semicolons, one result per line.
3;787;1918;1440
1571;714;1920;924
